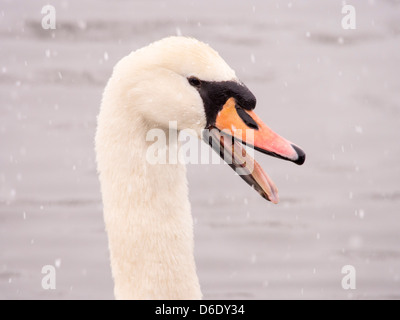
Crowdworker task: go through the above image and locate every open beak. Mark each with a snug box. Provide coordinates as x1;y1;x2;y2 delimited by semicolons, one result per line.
203;97;305;204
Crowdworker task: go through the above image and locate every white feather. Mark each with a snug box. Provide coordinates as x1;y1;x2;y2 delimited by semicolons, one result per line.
95;37;237;300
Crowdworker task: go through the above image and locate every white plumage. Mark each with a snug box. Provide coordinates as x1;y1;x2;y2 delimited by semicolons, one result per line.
95;37;238;299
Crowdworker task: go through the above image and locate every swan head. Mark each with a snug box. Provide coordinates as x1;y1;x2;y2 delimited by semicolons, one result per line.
110;36;238;132
108;36;305;203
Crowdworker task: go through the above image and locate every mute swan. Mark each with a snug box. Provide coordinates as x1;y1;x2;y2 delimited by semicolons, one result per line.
95;37;305;300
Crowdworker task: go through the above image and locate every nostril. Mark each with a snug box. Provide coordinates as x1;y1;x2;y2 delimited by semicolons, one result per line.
235;105;259;130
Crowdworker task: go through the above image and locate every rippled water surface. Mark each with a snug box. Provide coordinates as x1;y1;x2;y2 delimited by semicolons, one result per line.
1;0;400;299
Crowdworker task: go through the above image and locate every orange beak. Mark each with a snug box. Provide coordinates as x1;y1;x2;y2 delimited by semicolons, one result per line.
215;98;305;165
204;97;305;204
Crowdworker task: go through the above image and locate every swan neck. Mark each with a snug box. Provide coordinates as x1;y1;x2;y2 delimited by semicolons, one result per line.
97;114;201;299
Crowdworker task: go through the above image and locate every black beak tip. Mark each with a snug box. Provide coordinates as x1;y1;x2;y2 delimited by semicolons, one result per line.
291;144;306;165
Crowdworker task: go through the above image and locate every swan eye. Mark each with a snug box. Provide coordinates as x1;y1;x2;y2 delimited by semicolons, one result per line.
188;77;201;88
